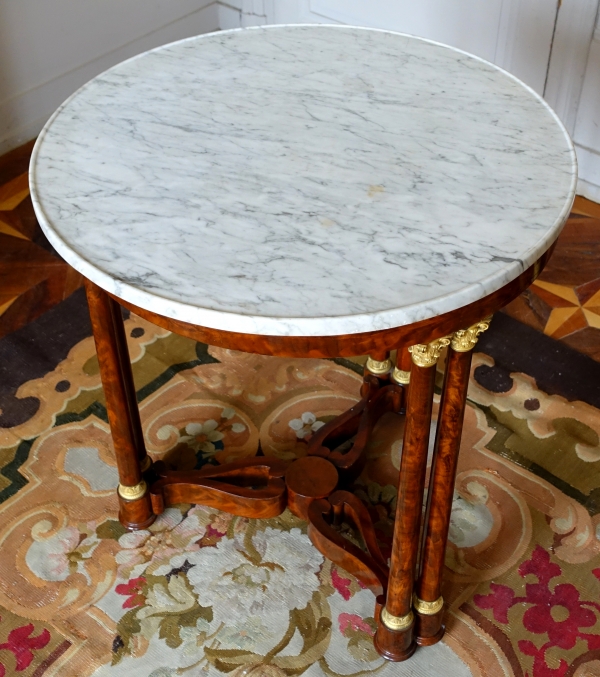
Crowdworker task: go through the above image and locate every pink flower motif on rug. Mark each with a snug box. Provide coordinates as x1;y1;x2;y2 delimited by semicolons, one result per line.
115;577;147;609
0;621;50;676
338;611;378;662
331;568;352;600
474;545;600;677
518;640;569;677
115;507;206;579
338;613;374;637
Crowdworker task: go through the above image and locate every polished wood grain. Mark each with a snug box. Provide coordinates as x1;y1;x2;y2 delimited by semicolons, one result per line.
387;362;437;616
396;346;412;373
0;172;30;210
373;601;417;662
1;136;592;361
0;140;83;339
118;493;156;531
308;490;389;594
285;456;339;520
373;360;437;658
88;258;553;660
306;376;402;481
306;375;378;472
572;194;600;219
150;457;288;519
502;203;600;361
415;347;473;645
413;612;444;647
0;136;590;662
369;348;390;363
85;280;154;528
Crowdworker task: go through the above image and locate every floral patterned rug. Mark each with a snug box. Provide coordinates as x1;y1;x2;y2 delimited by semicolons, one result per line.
0;293;599;677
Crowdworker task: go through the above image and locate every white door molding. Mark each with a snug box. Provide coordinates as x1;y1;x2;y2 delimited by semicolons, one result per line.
285;0;506;63
571;19;600;199
219;0;269;28
263;0;340;24
544;0;599;134
495;0;560;94
263;0;559;94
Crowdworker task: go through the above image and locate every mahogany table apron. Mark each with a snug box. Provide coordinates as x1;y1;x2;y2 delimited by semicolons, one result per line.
84;248;545;662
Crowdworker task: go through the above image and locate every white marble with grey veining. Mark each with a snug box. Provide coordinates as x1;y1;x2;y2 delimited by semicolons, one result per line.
29;25;577;337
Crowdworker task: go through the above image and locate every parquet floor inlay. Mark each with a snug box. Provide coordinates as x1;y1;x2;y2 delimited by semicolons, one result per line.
0;140;599;360
502;198;600;361
0;141;82;339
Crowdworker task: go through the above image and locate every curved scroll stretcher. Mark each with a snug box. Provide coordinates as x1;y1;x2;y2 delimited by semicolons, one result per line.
308;490;389;595
149;457;289;519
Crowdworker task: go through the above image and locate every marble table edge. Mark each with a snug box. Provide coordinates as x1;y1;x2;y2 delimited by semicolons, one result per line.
27;181;575;338
28;24;579;339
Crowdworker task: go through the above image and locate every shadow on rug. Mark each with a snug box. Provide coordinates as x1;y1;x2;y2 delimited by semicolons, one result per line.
0;292;599;677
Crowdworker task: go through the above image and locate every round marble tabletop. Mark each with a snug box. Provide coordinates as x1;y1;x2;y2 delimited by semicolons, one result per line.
30;25;577;337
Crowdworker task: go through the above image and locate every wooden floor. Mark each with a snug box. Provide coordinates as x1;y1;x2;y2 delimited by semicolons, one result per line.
1;140;599;360
503;196;600;361
0;141;82;339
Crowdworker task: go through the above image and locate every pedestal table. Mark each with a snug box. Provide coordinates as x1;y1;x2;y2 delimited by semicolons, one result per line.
29;25;577;661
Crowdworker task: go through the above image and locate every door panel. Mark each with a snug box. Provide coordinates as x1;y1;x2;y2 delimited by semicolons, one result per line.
267;0;559;94
309;0;504;63
573;26;600;200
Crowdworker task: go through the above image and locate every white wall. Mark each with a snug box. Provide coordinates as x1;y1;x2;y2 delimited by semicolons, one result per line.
219;0;269;27
2;0;598;200
544;0;598;136
0;0;221;155
572;10;600;201
260;0;560;95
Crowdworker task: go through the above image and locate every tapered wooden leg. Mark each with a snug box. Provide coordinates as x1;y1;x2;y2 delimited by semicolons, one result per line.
85;280;154;530
374;337;450;661
414;318;492;645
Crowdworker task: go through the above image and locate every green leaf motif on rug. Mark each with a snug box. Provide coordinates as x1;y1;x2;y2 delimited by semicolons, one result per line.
158;603;213;650
95;520;128;541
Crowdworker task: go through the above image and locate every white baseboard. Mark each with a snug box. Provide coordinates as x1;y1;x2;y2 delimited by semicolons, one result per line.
574;142;600;201
576;136;600;202
577;178;600;202
543;0;598;134
0;3;221;156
